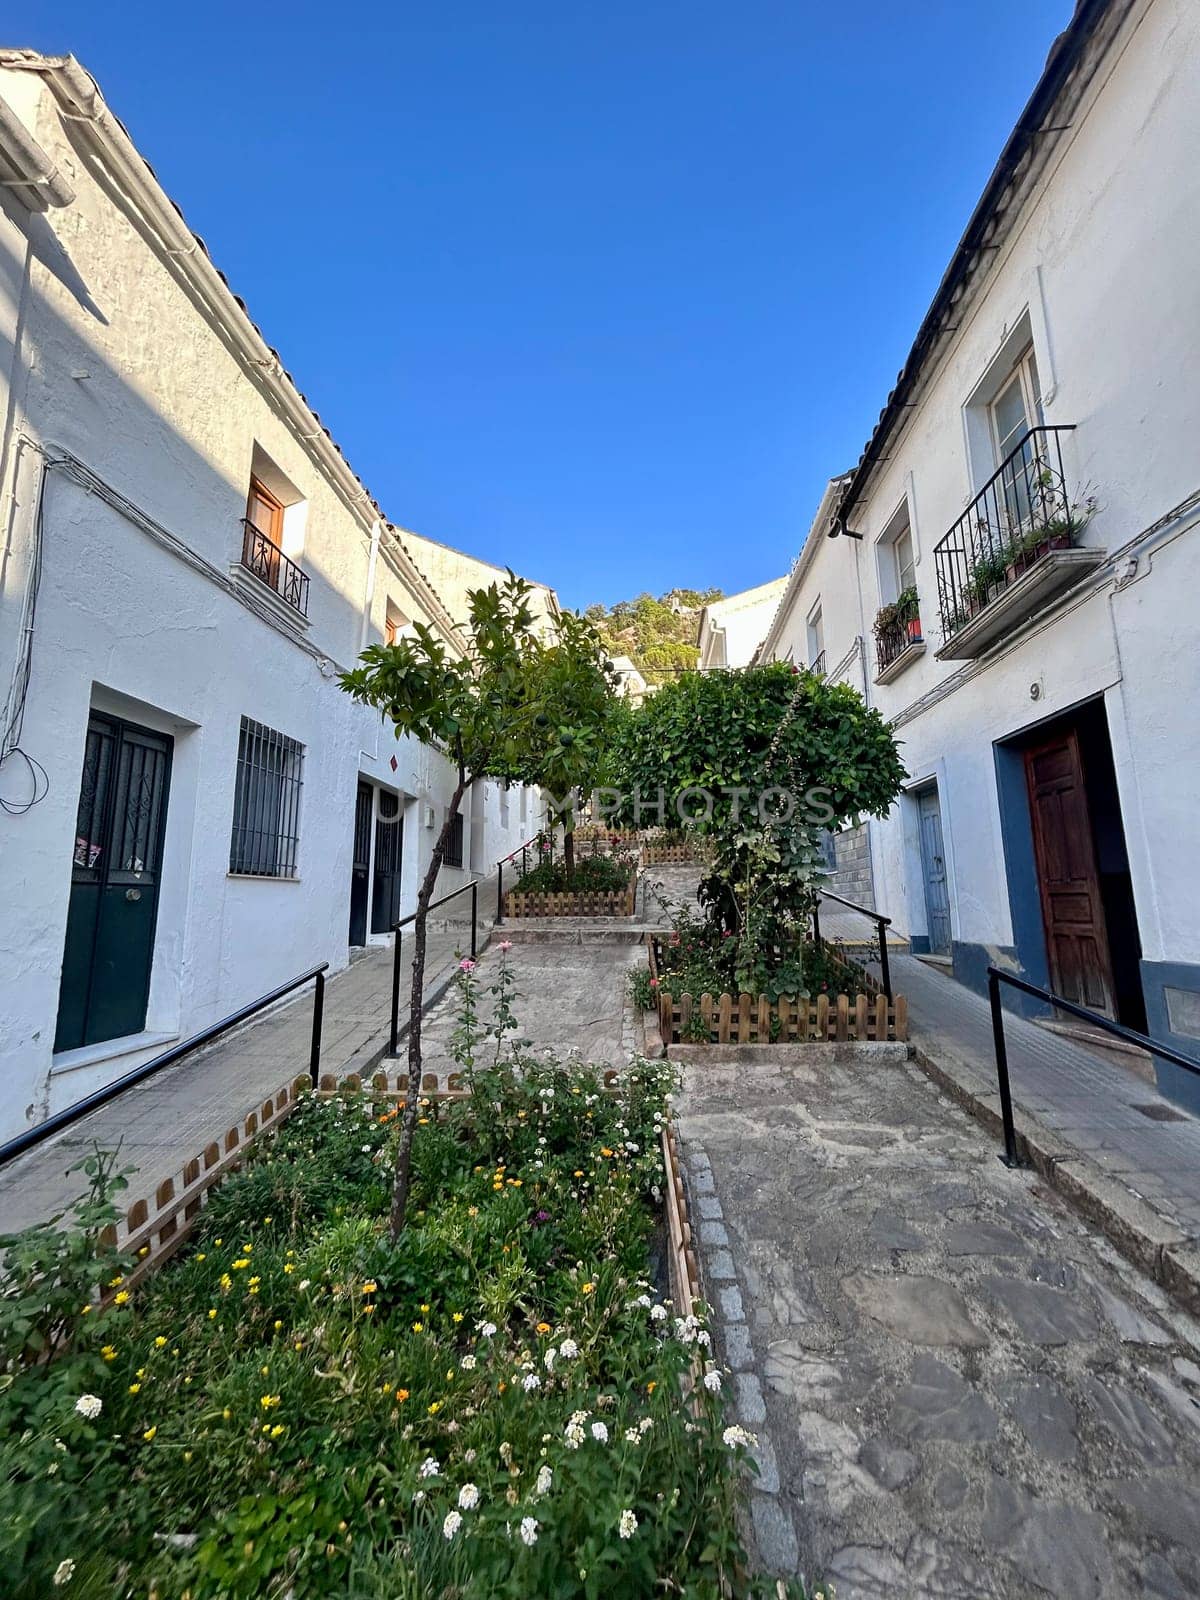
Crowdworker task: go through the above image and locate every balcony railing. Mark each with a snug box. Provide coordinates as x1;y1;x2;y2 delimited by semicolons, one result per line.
875;609;924;677
240;520;311;617
934;425;1083;645
809;650;827;678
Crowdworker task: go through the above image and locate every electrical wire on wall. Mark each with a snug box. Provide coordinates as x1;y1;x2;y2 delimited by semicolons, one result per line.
0;446;50;816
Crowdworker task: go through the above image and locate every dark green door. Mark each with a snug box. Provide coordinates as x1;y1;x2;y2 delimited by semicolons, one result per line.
55;713;173;1052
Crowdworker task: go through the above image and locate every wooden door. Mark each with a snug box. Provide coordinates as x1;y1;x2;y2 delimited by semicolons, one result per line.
1024;730;1116;1016
55;714;172;1051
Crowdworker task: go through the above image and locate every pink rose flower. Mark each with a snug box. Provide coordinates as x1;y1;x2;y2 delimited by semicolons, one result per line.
458;958;476;973
499;940;513;953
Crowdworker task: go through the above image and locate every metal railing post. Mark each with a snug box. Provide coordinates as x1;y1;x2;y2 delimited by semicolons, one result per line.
988;970;1021;1168
309;970;326;1087
812;899;822;950
390;930;402;1057
470;880;478;959
495;863;504;924
878;917;892;1001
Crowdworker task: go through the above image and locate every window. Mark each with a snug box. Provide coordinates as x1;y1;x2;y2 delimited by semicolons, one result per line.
385;599;411;646
443;810;464;869
989;346;1043;465
878;502;917;605
238;453;310;617
246;477;283;545
229;717;304;878
806;604;825;673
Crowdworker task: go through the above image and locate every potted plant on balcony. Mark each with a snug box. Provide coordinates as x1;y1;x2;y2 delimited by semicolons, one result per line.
873;586;922;648
965;549;1009;615
1004;494;1097;583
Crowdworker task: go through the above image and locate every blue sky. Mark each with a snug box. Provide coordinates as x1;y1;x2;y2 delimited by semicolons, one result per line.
19;0;1072;609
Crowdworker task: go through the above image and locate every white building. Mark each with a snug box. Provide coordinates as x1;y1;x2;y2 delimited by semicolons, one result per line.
608;654;649;706
759;0;1200;1109
695;577;788;670
0;52;544;1142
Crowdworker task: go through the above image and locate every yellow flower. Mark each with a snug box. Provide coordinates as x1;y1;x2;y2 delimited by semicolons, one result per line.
446;1369;455;1381
248;1276;260;1287
109;1275;124;1287
128;1383;141;1394
273;1320;283;1332
418;1117;429;1126
261;1365;270;1376
412;1322;424;1333
508;1179;523;1188
428;1401;440;1415
195;1253;206;1262
647;1381;657;1394
219;1274;232;1292
248;1286;259;1296
363;1303;375;1314
420;1303;430;1313
536;1322;551;1335
601;1147;614;1158
183;1450;193;1462
263;1216;273;1224
231;1259;249;1271
517;1110;527;1119
214;1238;223;1246
396;1388;410;1403
143;1426;157;1442
452;1311;464;1323
154;1336;167;1348
498;1381;507;1394
138;1245;149;1257
493;1182;503;1191
222;1408;232;1420
467;1207;478;1218
269;1424;284;1438
573;1170;584;1178
101;1346;117;1362
582;1283;596;1295
283;1263;295;1274
208;1309;218;1320
114;1290;130;1306
80;1304;92;1315
362;1281;377;1295
260;1394;281;1410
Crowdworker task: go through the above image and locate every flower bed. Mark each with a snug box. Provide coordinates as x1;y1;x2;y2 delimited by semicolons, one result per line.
639;934;907;1045
505;855;637;918
0;1014;807;1595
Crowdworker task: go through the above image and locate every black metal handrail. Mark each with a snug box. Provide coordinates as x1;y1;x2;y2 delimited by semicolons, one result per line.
240;520;311;617
390;879;481;1056
987;966;1200;1168
809;650;827;678
933;424;1077;640
812;889;893;1000
0;964;328;1169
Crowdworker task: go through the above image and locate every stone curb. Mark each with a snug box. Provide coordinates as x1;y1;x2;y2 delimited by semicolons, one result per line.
667;1042;910;1067
909;1041;1200;1316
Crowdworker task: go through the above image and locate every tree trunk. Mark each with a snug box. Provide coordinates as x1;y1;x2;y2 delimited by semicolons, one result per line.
389;775;469;1236
563;823;575;883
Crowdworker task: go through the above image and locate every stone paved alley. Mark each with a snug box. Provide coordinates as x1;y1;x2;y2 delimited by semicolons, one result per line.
677;1053;1200;1599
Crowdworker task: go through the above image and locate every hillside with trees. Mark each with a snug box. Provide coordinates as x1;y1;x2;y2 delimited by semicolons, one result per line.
584;587;724;683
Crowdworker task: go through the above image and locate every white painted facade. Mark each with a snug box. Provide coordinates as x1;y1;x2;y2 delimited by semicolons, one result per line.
0;54;545;1141
696;577;788;670
759;0;1200;1104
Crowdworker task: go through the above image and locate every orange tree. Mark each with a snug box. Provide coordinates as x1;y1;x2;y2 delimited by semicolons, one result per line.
340;575;614;1232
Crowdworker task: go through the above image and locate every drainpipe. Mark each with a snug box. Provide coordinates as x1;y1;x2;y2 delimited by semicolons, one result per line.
0;93;74;208
360;518;382;653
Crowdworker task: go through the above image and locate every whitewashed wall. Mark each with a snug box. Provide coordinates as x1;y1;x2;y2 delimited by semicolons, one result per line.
0;64;540;1140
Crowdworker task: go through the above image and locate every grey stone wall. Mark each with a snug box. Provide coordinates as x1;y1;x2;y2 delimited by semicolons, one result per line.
829;822;874;909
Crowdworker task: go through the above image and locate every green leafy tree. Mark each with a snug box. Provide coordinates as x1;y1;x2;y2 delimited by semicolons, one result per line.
341;577;614;1232
606;662;906;992
587;586;724;684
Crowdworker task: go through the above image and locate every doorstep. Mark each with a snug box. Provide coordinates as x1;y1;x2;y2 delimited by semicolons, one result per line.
50;1030;180;1078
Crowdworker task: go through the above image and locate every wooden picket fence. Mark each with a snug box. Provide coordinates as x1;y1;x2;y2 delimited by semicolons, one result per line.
657;986;907;1045
504;872;637;918
641;841;702;866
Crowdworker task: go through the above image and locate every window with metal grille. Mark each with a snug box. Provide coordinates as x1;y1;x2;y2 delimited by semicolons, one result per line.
229;717;304;878
443;810;464;869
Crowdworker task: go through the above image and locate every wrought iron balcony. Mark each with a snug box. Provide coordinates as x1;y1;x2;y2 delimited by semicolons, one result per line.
809;650;827;678
239;520;310;617
933;425;1103;659
874;606;925;683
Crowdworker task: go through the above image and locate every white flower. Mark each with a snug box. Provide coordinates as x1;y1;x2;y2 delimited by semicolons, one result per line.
590;1421;608;1443
413;1489;426;1504
543;1348;556;1371
703;1369;722;1393
638;1417;653;1435
443;1510;462;1540
53;1560;76;1587
481;1322;498;1338
74;1395;102;1420
535;1464;553;1495
618;1509;638;1539
297;1279;311;1291
522;1373;541;1392
624;1427;640;1443
723;1424;758;1449
419;1456;441;1479
461;1354;477;1371
558;1338;578;1359
650;1304;668;1322
458;1483;480;1510
565;1422;584;1449
630;1294;652;1310
519;1516;539;1546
